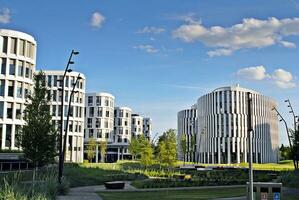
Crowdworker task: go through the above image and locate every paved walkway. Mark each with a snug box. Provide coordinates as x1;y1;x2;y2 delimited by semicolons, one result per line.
56;183;245;200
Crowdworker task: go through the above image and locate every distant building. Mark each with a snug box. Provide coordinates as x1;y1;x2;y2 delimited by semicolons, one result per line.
43;70;86;163
131;114;143;137
0;29;36;150
177;105;197;162
143;118;152;140
84;92;114;162
197;85;279;164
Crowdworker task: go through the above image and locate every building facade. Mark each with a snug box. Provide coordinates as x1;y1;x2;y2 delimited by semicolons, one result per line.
197;85;279;164
113;106;132;160
177;105;198;162
143;118;152;140
43;70;85;163
84;92;115;162
131;114;143;137
0;29;36;150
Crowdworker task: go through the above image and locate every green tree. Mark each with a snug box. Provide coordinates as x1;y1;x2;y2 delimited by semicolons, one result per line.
129;137;140;160
180;133;187;165
280;144;291;160
290;129;299;169
190;134;196;163
99;140;107;163
17;71;57;167
157;129;177;167
87;138;96;163
140;137;154;168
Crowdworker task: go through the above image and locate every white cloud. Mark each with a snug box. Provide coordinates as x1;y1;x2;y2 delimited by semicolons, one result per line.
236;66;296;88
133;45;159;53
173;17;299;57
272;69;296;88
0;8;10;24
236;66;268;81
90;12;105;28
137;26;165;34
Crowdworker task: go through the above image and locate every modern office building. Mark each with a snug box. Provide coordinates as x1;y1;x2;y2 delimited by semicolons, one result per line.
177;105;198;162
113;106;132;160
84;92;114;162
143;118;152;140
131;114;143;137
0;29;36;150
43;70;86;163
197;85;279;164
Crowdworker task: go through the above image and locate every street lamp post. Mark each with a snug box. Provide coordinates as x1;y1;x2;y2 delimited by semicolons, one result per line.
58;50;79;184
247;92;253;200
285;99;297;133
62;74;82;168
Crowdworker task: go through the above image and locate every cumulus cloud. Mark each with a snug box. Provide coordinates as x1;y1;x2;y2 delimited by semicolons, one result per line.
90;12;105;28
272;69;296;88
137;26;165;34
173;17;299;57
237;66;268;81
0;8;10;24
236;66;296;88
133;45;159;53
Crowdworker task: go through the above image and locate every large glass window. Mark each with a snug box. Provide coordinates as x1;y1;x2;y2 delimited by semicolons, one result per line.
8;81;14;97
89;107;94;117
30;43;35;59
53;76;57;87
24;83;29;97
5;124;12;147
0;36;8;53
1;58;6;75
17;82;22;98
25;63;30;78
0;80;4;96
10;38;17;54
9;59;15;75
52;105;57;116
18;61;24;77
0;101;4;118
19;39;25;56
53;90;57;101
96;96;101;106
88;96;93;105
7;102;13;119
47;75;52;87
26;41;31;57
16;103;21;119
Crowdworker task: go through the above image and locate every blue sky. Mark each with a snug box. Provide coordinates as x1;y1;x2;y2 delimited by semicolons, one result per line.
1;0;298;145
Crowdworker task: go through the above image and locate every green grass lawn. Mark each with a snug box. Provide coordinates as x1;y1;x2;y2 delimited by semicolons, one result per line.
98;187;246;200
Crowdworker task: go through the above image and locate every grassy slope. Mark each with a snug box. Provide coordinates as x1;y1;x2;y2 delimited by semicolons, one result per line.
98;187;246;200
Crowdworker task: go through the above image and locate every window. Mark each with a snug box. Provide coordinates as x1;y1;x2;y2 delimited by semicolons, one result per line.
0;80;4;96
58;90;62;102
25;63;30;78
29;43;35;59
47;75;52;87
53;76;57;87
87;118;92;128
97;130;102;138
26;41;31;57
10;38;17;54
7;102;13;119
105;98;109;106
17;82;22;98
65;76;69;87
16;103;21;119
96;118;101;128
105;120;108;128
97;107;102;117
9;59;15;75
96;96;101;106
52;105;57;116
88;107;94;117
24;83;29;97
18;61;24;77
8;81;14;97
88;96;93;105
89;129;94;138
19;39;25;55
65;91;69;102
1;58;6;75
105;132;109;138
0;36;8;53
52;90;57;101
0;101;4;118
106;110;109;117
69;121;73;132
5;124;12;147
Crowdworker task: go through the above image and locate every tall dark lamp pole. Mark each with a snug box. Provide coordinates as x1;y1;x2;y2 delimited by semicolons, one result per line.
62;74;82;167
58;50;79;184
285;99;297;132
247;92;253;200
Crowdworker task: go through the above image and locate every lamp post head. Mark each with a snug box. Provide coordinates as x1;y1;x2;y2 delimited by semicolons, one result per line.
67;69;73;73
73;51;79;55
69;61;74;65
284;99;289;103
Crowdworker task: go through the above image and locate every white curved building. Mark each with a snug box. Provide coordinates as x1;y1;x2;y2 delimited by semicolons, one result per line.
84;92;114;162
43;70;85;163
131;114;143;138
113;106;132;160
0;29;36;150
197;85;279;164
177;105;197;162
